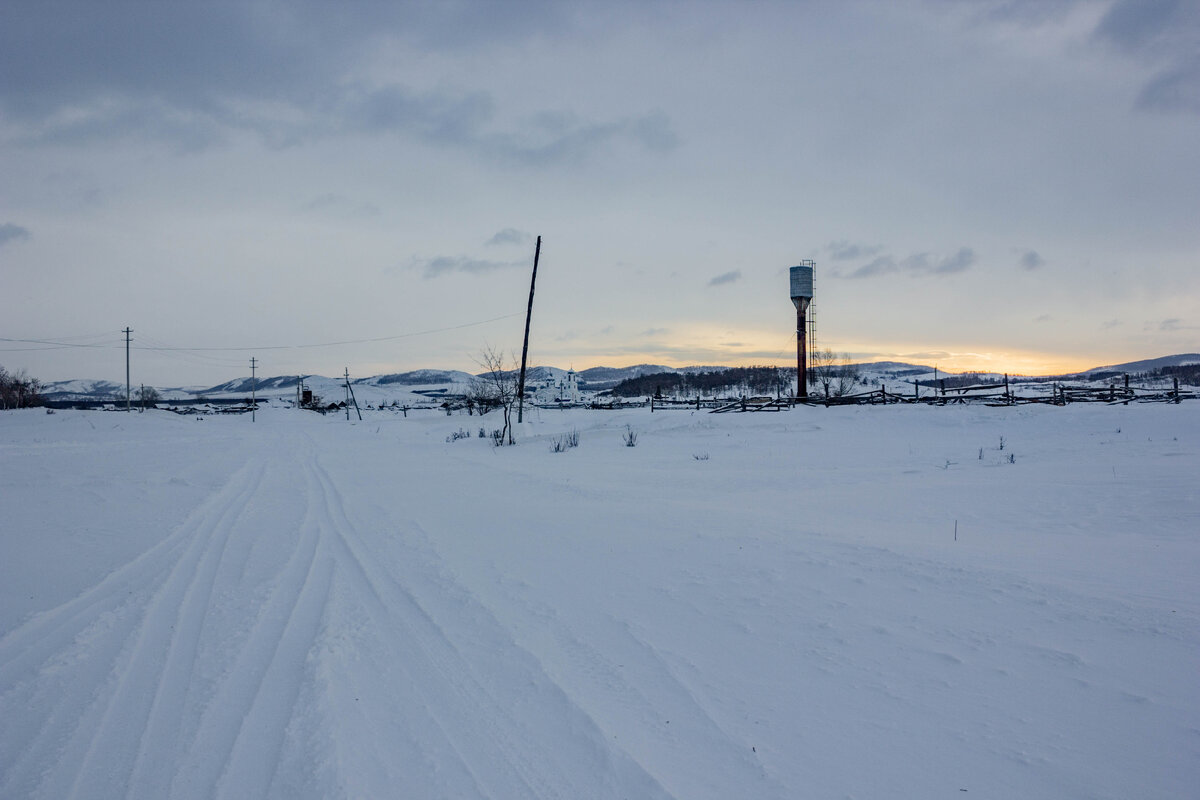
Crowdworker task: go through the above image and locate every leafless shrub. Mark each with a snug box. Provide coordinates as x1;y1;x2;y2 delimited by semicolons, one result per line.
551;428;579;453
470;346;518;445
808;349;861;398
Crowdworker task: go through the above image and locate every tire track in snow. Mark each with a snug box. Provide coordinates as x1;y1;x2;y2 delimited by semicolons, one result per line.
161;452;333;800
0;458;264;687
481;586;786;799
0;458;267;800
57;457;269;800
0;587;151;798
306;449;673;799
309;457;542;797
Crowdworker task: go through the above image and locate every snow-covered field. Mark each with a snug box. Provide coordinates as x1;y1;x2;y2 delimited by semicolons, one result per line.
1;403;1197;799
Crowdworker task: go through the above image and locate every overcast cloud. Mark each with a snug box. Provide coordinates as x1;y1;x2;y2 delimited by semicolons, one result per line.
486;228;532;247
0;223;30;247
1;0;1197;383
419;256;526;279
836;248;977;279
707;270;742;287
1020;250;1046;270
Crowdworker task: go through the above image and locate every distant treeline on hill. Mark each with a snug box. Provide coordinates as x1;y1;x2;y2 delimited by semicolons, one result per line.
1155;363;1200;383
610;366;792;398
916;373;988;389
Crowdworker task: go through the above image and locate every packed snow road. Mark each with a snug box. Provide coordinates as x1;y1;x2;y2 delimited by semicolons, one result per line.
1;403;1197;798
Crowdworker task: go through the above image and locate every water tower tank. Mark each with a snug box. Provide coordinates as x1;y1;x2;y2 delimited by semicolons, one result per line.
790;262;814;309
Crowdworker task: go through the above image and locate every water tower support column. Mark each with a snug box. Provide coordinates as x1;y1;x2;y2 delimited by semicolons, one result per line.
796;301;808;399
789;261;815;401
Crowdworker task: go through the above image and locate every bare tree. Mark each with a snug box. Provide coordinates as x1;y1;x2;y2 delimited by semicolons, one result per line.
0;365;44;409
469;346;519;445
808;349;861;398
136;385;161;407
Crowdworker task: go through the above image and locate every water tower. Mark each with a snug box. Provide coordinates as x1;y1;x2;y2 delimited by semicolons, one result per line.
790;261;814;398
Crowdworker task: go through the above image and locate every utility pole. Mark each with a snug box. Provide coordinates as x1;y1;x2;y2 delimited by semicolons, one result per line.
250;357;257;422
516;234;541;424
123;327;132;412
343;367;361;421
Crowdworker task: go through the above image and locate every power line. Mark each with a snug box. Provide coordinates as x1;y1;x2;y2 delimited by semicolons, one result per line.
0;335;116;351
136;313;524;351
134;332;251;369
0;313;523;354
0;344;105;352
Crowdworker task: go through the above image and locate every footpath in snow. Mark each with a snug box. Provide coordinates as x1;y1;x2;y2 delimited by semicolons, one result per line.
1;403;1197;799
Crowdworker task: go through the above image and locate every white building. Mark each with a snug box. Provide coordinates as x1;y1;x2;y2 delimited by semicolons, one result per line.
534;368;581;404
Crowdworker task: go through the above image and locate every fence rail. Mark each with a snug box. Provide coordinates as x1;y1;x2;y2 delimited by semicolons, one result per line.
782;376;1196;409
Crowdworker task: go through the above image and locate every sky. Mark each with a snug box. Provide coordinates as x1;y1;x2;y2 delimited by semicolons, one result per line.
1;0;1198;386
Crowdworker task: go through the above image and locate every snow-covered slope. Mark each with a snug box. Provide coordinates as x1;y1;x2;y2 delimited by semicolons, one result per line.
39;379;128;400
578;365;745;390
1079;353;1200;376
36;354;1200;401
364;369;475;386
2;403;1197;798
849;360;936;376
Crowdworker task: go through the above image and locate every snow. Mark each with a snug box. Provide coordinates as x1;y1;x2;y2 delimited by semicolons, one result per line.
2;403;1197;798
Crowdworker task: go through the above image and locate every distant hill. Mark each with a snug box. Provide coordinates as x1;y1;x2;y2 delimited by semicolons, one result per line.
198;375;301;395
364;369;475;386
1078;354;1200;376
578;364;730;390
577;365;675;389
33;354;1200;401
39;379;127;400
853;361;937;377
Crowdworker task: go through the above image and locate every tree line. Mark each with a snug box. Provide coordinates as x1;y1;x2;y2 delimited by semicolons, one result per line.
0;365;44;409
609;353;867;400
609;366;790;398
1153;364;1200;384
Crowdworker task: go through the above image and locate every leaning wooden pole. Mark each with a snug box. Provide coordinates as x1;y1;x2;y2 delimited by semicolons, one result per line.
516;235;541;424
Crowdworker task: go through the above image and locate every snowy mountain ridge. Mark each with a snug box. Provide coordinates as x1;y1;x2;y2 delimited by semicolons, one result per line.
36;354;1199;401
1080;353;1200;376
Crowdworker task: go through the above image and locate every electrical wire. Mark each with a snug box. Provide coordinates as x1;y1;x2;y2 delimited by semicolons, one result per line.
0;333;117;351
134;332;262;369
133;313;525;352
0;313;522;355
